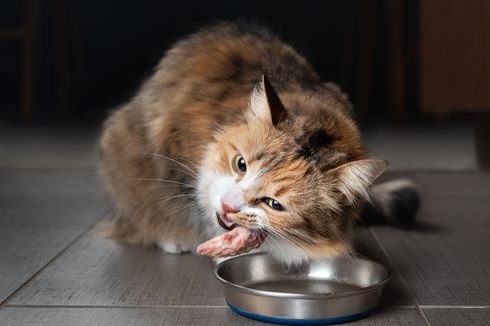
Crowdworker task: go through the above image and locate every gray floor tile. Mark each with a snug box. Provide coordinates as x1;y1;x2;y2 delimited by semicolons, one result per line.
0;170;111;303
0;123;99;169
423;308;490;326
0;170;111;229
355;227;413;306
0;229;81;304
9;235;224;306
372;226;490;306
357;307;427;325
363;124;477;170
372;172;490;306
0;307;426;326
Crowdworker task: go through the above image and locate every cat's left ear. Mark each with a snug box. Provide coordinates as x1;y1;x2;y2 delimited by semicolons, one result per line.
329;159;388;204
248;75;288;126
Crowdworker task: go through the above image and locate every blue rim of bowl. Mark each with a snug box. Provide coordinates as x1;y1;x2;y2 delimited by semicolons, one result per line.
228;302;373;325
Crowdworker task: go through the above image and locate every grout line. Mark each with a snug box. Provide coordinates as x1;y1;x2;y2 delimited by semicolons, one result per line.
0;218;106;308
417;306;432;326
3;304;433;310
420;305;490;309
369;227;432;326
5;304;490;310
369;228;417;302
4;304;228;309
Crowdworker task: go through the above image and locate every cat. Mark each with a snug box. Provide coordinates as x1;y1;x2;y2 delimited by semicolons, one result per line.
98;22;419;264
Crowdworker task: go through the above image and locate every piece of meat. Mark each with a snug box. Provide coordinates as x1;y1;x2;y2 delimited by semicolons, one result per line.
197;226;265;258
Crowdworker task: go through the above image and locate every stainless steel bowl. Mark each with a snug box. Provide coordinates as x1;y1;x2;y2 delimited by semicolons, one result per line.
215;252;390;325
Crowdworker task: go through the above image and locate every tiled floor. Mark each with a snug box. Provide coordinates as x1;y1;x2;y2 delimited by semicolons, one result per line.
1;123;489;325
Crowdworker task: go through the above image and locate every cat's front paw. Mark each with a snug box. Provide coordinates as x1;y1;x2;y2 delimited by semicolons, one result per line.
159;241;190;254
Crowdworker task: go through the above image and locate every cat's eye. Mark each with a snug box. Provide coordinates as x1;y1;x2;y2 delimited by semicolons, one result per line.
233;154;247;173
263;197;284;211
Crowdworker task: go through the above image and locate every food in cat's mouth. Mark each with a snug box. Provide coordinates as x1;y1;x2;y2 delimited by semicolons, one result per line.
217;212;236;231
200;212;267;257
197;226;266;257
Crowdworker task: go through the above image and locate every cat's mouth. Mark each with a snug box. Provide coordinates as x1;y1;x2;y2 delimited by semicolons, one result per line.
216;213;236;231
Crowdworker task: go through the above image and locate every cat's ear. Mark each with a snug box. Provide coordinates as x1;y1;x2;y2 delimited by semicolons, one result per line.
249;75;288;126
329;159;388;204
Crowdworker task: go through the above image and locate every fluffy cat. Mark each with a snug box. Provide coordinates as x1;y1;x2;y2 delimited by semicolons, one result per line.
98;23;419;264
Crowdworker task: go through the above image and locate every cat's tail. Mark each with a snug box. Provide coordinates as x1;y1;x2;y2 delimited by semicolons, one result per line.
361;179;420;227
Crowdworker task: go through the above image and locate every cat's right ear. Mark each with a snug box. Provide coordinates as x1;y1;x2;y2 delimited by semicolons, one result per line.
248;75;288;126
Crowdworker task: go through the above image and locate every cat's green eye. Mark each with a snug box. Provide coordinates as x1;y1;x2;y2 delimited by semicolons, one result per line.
233;154;247;173
263;197;284;211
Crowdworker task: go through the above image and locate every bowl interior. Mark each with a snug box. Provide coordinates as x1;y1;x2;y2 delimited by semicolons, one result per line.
216;252;389;296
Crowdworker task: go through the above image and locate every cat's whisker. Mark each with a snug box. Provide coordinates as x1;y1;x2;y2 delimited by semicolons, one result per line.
266;233;286;261
139;152;200;177
256;228;272;252
265;223;306;242
127;178;197;189
274;233;306;254
141;152;211;185
166;168;200;181
267;232;292;263
138;152;209;183
266;220;316;243
141;184;178;192
259;229;280;254
264;226;310;262
164;166;208;184
264;227;295;250
164;202;198;217
169;155;201;171
154;193;197;204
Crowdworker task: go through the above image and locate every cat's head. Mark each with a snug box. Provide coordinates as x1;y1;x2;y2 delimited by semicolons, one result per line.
198;76;387;264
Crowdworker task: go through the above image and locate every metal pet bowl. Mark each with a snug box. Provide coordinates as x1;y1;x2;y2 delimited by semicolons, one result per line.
215;252;390;325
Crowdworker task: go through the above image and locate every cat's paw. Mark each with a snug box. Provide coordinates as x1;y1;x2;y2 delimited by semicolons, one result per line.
159;241;190;254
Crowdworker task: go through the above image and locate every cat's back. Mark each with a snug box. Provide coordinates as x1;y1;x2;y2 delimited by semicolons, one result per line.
126;23;323;153
140;23;321;116
102;23;350;162
153;23;320;94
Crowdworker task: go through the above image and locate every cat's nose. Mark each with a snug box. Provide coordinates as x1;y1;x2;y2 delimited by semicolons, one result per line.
221;202;239;215
221;187;243;215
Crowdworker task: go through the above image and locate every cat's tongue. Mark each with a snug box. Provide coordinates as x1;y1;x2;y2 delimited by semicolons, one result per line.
196;226;265;258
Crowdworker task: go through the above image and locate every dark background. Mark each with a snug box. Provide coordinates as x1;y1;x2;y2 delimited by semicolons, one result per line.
1;0;418;123
0;0;489;169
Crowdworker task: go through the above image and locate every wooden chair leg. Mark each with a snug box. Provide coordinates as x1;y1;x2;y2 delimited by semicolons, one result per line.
355;0;377;119
51;0;72;115
386;0;406;122
21;0;40;122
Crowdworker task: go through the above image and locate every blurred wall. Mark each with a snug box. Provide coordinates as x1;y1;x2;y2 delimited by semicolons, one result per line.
0;0;450;124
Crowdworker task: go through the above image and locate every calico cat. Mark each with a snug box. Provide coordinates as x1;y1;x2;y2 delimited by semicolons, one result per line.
98;23;419;264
